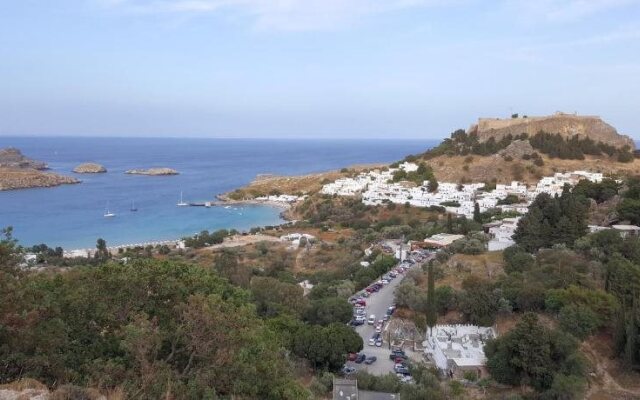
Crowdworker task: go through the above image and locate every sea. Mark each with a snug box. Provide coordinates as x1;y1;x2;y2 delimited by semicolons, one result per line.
0;137;438;250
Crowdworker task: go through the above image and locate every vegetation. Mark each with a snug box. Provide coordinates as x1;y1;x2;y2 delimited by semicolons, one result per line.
183;229;233;248
617;176;640;225
0;258;308;399
485;313;587;397
392;162;438;191
408;128;634;163
513;189;588;252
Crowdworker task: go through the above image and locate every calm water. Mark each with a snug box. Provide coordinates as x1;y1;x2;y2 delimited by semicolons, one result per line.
0;137;436;249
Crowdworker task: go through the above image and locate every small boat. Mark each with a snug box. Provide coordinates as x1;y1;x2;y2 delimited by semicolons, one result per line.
177;191;188;207
130;200;138;212
104;202;116;218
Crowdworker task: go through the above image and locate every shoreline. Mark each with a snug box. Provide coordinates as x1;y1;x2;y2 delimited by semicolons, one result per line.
63;201;295;257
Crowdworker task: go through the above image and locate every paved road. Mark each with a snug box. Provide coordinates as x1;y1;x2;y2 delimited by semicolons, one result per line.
346;253;436;376
346;261;415;376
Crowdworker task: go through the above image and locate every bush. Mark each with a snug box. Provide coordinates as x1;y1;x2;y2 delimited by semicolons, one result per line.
558;304;600;339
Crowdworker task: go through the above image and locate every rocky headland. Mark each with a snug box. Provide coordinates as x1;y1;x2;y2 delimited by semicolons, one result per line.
0;148;79;191
73;163;107;174
125;168;179;176
0;148;48;170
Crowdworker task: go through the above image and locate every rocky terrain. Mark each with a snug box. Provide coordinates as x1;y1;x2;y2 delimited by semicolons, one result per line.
125;168;179;176
470;112;635;150
0;148;48;169
0;168;80;191
0;148;79;191
73;163;107;173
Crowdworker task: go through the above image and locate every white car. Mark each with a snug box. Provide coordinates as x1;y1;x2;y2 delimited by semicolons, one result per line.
368;315;376;325
369;337;376;346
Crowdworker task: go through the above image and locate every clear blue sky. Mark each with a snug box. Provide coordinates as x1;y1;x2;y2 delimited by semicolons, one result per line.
1;0;639;139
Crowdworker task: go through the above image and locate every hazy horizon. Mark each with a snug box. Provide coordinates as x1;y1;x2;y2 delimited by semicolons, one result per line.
2;1;639;139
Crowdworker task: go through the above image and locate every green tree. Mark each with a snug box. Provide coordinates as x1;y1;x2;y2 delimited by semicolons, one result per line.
485;313;585;392
304;297;353;326
95;238;109;260
426;265;437;334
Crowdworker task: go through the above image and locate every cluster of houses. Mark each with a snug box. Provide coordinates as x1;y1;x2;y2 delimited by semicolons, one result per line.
321;163;605;220
255;194;307;203
321;163;611;248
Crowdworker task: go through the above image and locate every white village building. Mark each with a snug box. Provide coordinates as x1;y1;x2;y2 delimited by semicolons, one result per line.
424;324;497;378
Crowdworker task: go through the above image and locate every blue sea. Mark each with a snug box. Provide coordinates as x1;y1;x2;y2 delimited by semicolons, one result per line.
0;137;437;249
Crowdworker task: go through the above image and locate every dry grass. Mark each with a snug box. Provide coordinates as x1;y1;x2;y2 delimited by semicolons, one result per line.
426;154;640;185
438;252;505;290
225;164;383;199
0;379;48;391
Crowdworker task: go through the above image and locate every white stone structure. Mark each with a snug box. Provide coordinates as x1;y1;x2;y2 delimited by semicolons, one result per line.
487;217;521;251
424;324;496;378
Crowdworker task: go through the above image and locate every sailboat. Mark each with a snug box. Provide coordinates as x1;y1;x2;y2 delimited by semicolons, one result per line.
130;200;138;212
104;202;116;218
177;191;188;207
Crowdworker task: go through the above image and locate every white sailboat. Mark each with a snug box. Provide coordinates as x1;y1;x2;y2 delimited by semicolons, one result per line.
104;202;116;218
177;191;188;207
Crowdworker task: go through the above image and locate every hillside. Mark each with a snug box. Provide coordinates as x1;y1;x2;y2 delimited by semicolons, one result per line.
471;112;635;150
410;113;639;184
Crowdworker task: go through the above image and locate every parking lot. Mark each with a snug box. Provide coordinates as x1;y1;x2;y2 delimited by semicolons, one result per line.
345;251;434;377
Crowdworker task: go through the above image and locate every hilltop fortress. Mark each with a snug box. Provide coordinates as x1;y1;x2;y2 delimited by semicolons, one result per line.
469;112;635;150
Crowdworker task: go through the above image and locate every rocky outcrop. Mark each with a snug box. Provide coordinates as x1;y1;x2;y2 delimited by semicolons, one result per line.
0;148;48;170
498;140;535;159
0;168;80;191
125;168;179;176
469;112;635;150
0;147;79;191
73;163;107;174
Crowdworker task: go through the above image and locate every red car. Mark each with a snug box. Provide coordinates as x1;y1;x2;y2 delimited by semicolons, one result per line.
347;352;358;361
356;299;366;306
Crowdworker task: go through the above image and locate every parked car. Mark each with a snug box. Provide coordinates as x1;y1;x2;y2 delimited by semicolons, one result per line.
369;336;376;346
354;353;366;364
350;318;364;326
383;314;390;321
375;324;382;333
394;365;410;375
375;338;383;347
398;374;413;382
347;353;358;361
355;299;366;306
342;366;356;375
389;349;406;359
364;356;377;365
368;315;376;325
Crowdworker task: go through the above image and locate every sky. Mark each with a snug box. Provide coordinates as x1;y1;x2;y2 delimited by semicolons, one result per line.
0;0;639;139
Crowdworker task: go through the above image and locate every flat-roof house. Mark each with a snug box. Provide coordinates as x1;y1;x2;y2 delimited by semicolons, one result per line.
424;324;496;379
423;233;465;248
333;379;399;400
612;224;640;238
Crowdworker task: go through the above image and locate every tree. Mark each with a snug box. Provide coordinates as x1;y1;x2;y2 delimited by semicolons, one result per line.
513;191;587;252
485;313;585;392
304;297;353;326
426;265;437;334
95;238;109;260
458;277;499;326
473;202;481;223
250;277;307;317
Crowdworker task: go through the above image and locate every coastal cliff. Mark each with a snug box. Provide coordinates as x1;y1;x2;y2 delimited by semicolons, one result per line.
469;112;635;150
125;168;179;176
0;148;79;191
